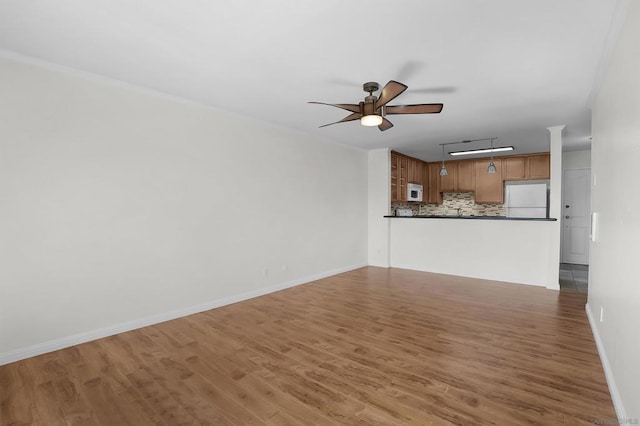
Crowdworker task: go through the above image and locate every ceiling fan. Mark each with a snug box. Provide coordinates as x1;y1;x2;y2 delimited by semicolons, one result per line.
309;80;443;131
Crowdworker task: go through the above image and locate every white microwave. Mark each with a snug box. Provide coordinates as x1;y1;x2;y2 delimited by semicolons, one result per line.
407;183;423;202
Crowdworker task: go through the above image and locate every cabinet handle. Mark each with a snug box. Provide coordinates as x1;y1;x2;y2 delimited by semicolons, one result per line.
565;215;570;219
565;205;570;208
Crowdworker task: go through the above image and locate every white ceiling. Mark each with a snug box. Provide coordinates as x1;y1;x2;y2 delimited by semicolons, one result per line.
0;0;622;161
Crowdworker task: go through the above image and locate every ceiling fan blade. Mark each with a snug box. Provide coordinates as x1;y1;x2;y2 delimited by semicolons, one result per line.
319;112;362;128
308;102;360;113
378;117;394;131
375;80;408;110
410;86;456;94
385;104;444;115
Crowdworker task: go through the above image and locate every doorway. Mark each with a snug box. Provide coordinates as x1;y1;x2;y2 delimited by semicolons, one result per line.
562;168;591;264
559;263;589;293
560;166;591;293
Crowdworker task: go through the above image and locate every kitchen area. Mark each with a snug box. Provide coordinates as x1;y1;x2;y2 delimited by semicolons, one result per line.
388;150;553;219
368;129;564;290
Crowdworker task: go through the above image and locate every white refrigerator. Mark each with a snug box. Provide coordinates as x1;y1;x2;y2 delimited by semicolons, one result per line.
505;183;548;218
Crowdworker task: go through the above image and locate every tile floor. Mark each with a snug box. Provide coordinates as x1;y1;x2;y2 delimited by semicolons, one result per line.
559;263;589;293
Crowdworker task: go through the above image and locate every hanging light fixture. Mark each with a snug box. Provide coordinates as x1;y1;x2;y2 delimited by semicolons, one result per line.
439;144;448;176
487;138;497;174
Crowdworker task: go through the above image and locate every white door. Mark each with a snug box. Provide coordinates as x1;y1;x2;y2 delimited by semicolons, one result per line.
562;169;591;264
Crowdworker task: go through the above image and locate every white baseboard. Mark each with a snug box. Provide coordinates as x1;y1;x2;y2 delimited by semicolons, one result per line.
0;263;366;366
585;302;627;420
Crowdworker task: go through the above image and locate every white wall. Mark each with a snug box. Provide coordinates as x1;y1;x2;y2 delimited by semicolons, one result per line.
0;56;368;363
589;0;640;419
562;149;591;170
389;219;556;287
367;148;390;267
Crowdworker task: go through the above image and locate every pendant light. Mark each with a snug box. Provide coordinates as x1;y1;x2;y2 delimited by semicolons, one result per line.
487;138;497;174
439;144;448;176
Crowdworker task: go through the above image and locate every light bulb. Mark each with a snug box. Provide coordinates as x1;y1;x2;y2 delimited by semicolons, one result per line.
360;115;383;127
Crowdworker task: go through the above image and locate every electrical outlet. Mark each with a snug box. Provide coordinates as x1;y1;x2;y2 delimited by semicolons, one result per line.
599;307;604;323
282;264;288;271
263;268;269;277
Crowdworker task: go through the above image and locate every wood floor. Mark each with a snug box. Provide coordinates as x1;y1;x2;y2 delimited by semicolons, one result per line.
0;267;616;425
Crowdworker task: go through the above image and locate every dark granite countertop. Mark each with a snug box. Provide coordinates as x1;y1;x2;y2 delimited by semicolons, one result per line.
384;215;557;221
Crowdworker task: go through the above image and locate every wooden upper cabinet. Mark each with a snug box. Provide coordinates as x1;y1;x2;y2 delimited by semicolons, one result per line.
503;153;550;180
439;160;474;193
427;163;442;204
503;156;527;180
456;160;475;192
390;152;399;202
398;155;408;201
390;150;548;206
439;161;457;192
407;157;424;186
528;153;550;179
391;151;427;202
474;159;503;203
421;161;429;201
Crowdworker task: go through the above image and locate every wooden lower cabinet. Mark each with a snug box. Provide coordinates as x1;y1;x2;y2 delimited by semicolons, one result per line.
474;159;503;203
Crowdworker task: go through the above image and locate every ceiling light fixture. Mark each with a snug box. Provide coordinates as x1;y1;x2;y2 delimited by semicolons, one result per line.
448;146;514;156
360;114;383;127
439;144;448;176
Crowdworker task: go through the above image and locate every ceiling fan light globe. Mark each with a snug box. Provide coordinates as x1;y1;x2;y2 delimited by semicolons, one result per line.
360;114;383;127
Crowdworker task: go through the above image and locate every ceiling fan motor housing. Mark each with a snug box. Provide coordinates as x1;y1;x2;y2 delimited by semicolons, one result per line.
363;95;377;115
363;82;380;93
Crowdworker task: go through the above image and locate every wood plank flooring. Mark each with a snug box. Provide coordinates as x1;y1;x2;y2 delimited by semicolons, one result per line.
0;267;616;425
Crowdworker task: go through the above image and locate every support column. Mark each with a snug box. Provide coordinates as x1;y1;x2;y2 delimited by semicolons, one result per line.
547;125;565;290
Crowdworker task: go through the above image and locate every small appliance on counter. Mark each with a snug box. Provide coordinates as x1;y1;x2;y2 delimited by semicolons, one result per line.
505;181;548;218
407;183;423;202
396;209;414;217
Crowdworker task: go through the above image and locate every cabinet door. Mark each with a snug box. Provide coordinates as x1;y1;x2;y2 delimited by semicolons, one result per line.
390;152;399;202
414;160;424;186
456;160;475;192
503;156;526;180
475;159;503;203
422;161;429;198
427;163;442;204
407;158;421;185
528;153;550;179
439;161;457;192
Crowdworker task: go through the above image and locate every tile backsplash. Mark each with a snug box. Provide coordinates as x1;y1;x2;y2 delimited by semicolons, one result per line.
391;192;506;216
